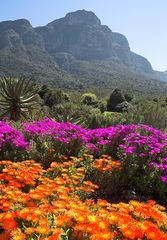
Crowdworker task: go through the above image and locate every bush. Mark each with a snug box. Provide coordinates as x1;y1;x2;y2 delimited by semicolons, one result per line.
22;117;87;167
0;121;29;161
81;93;98;106
97;100;107;113
39;85;70;107
83;111;125;129
124;92;133;102
122;101;167;130
50;102;97;126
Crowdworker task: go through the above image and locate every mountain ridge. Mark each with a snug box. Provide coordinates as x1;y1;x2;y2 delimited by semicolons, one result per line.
35;10;153;74
0;10;167;96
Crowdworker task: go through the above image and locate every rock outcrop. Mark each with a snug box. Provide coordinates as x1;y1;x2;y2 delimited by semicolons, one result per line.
107;88;131;112
35;10;153;73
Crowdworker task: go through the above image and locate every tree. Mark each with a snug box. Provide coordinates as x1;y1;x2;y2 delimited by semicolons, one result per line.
0;76;40;121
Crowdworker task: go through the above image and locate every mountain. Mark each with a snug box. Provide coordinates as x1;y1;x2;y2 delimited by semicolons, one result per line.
36;10;153;74
155;70;167;83
0;10;167;96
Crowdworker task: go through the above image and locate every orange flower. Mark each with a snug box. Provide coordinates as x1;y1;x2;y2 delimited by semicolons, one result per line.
39;218;49;226
88;214;97;223
108;213;119;224
75;215;87;223
48;228;63;240
29;193;42;200
12;233;26;240
35;226;50;235
27;201;36;207
97;199;109;207
55;215;73;227
25;227;35;235
98;220;109;230
121;227;137;239
91;232;115;240
2;219;18;231
2;212;16;220
0;232;10;240
33;209;43;215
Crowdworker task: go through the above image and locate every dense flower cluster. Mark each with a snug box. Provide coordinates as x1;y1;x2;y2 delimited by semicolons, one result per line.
23;118;167;180
23;117;87;144
0;159;167;240
0;121;29;153
1;118;167;180
23;119;167;155
93;155;121;172
23;117;87;157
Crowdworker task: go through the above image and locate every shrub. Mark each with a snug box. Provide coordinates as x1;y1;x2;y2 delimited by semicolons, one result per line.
0;121;29;160
22;117;87;167
81;93;98;106
97;100;107;113
83;111;125;129
124;92;133;102
123;101;167;130
39;85;70;107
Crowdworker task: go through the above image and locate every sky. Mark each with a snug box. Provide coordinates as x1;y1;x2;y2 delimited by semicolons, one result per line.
0;0;167;71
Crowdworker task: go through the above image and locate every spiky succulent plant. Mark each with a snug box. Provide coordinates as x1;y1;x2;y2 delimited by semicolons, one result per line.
0;76;40;121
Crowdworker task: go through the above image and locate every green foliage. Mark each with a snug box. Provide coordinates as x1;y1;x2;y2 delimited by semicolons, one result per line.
0;143;28;162
97;100;107;113
81;92;98;106
89;164;122;201
25;135;85;169
122;101;167;130
39;85;70;107
124;92;133;102
115;150;167;203
50;102;95;125
0;76;40;121
49;99;124;129
83;111;125;129
53;115;83;125
27;106;50;121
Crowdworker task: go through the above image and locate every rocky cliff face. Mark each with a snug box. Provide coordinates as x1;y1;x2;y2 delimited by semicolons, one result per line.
36;10;114;60
35;10;153;74
0;9;166;92
0;19;44;49
0;19;61;82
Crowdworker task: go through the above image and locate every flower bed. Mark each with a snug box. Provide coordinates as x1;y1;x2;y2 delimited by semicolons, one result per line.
0;118;167;204
0;159;167;240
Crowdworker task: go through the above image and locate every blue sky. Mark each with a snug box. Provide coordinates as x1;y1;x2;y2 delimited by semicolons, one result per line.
0;0;167;71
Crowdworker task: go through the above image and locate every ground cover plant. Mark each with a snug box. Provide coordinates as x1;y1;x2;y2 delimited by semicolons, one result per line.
0;118;167;239
0;159;167;240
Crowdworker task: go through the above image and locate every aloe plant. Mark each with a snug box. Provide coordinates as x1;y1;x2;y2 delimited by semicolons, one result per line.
0;76;40;121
